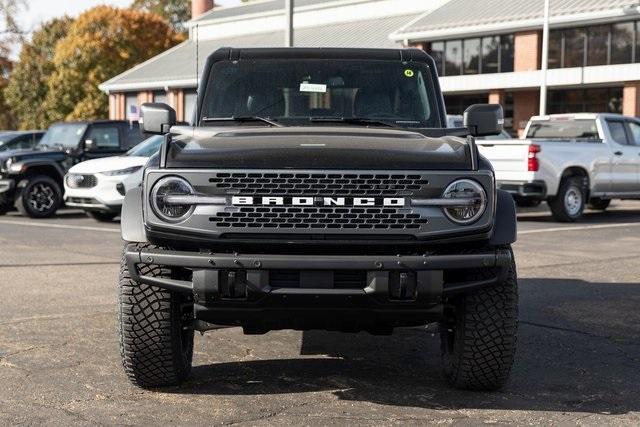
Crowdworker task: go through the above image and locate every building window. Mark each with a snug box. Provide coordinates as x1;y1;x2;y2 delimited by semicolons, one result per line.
548;30;563;69
463;38;481;74
445;40;462;76
611;22;634;65
563;28;586;67
183;89;198;124
153;90;168;104
548;87;622;114
587;25;609;66
124;93;138;121
481;36;500;73
428;34;514;76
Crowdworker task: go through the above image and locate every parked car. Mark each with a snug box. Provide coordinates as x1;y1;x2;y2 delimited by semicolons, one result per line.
118;47;518;391
477;113;640;221
64;135;164;221
0;131;45;152
0;120;143;218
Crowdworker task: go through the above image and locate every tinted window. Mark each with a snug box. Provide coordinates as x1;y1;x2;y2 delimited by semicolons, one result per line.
611;22;633;64
87;126;120;150
526;120;599;140
564;28;585;67
445;40;462;76
202;59;440;127
39;123;88;148
587;25;609;66
463;38;480;75
626;121;640;146
548;30;563;68
607;120;628;145
481;36;500;73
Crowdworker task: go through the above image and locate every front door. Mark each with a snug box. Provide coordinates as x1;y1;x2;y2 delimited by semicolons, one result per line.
81;124;123;161
606;119;639;194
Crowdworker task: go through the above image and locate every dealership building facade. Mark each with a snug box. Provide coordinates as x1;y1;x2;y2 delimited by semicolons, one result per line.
101;0;640;135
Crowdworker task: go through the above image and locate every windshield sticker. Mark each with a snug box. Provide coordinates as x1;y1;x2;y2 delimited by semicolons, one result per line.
300;83;327;93
404;69;415;78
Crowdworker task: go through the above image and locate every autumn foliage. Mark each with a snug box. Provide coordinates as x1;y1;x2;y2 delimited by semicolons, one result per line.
42;6;184;123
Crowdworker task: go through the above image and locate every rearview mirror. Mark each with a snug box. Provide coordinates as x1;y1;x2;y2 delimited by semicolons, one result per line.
140;103;176;134
463;104;504;137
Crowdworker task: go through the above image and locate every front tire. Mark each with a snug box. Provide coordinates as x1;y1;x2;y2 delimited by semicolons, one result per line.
16;175;62;218
440;249;518;391
547;176;586;222
118;243;194;388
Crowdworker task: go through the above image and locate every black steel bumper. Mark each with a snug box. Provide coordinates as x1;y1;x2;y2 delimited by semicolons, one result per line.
125;247;512;330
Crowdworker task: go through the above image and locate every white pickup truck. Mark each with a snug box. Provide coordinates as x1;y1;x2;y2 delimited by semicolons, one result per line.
477;113;640;221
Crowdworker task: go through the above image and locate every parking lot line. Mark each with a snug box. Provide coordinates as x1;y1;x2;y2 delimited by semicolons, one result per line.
519;222;640;235
0;220;120;233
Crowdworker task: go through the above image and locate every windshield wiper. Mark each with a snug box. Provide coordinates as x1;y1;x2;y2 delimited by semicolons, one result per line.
308;117;400;128
201;116;282;127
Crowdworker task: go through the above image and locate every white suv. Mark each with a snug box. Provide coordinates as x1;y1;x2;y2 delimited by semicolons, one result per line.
64;135;163;221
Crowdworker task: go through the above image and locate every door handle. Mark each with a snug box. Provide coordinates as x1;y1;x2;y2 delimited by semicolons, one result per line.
614;151;623;156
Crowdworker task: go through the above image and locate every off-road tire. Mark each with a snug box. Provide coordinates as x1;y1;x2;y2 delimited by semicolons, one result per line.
588;198;611;211
16;175;62;218
87;211;119;222
548;176;586;222
440;248;518;391
118;243;194;388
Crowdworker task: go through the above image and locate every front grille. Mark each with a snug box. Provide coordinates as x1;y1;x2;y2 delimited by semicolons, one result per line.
66;174;97;189
269;270;367;289
210;207;428;230
209;173;429;196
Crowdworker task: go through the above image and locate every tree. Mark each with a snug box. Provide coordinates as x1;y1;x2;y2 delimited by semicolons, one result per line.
131;0;190;32
4;17;72;129
44;6;184;122
0;0;26;129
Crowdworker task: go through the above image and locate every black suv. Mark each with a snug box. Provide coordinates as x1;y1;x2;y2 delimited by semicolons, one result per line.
119;48;518;391
0;120;143;217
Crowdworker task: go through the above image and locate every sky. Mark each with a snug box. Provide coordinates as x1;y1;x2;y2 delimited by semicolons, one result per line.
17;0;241;34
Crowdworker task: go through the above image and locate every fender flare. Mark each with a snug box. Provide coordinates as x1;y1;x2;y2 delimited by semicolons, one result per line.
121;187;147;243
13;160;65;184
490;189;517;246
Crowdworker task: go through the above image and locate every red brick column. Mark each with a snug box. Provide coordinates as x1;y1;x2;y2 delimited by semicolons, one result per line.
514;31;541;72
513;90;539;136
623;82;640;117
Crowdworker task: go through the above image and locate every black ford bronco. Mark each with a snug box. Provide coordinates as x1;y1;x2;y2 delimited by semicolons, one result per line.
0;120;142;218
119;48;518;391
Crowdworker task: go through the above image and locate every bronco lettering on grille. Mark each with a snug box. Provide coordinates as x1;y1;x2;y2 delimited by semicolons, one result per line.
231;196;406;207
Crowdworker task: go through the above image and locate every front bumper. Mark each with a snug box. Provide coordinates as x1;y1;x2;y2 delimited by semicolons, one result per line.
64;174;126;212
0;178;15;195
125;246;512;330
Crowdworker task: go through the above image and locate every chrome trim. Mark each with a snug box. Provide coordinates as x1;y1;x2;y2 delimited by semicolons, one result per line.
412;198;479;207
163;195;227;205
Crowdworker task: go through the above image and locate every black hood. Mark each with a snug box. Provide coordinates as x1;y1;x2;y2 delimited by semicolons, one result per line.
166;126;472;170
0;148;66;163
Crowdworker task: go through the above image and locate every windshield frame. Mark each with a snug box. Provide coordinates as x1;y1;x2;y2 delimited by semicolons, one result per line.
196;50;446;130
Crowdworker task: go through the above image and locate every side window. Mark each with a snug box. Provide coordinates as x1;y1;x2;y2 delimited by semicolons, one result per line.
13;135;37;149
626;121;640;146
86;126;120;150
607;120;629;145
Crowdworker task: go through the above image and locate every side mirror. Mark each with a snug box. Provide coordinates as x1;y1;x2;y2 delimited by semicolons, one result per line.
140;103;176;134
85;139;96;151
463;104;504;137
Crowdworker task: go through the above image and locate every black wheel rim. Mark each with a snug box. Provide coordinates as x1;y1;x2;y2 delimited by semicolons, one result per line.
28;183;56;213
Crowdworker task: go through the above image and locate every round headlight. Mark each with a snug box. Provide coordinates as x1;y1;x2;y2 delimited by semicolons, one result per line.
442;179;487;225
150;176;195;222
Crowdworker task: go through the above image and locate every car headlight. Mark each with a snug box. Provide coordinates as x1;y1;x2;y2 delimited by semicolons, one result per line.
102;166;142;176
0;158;10;173
441;179;487;225
150;176;195;222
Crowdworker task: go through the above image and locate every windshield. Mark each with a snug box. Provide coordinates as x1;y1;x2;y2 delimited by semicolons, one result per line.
201;59;441;127
39;123;88;148
526;120;600;140
126;135;163;157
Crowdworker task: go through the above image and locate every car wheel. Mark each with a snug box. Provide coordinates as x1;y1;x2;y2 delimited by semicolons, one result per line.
547;176;586;222
119;243;194;388
588;198;611;211
87;211;119;222
440;247;518;391
16;175;62;218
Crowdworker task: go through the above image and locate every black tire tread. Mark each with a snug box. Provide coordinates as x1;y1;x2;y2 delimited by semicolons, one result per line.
118;243;193;388
16;175;62;218
548;176;586;222
441;249;518;391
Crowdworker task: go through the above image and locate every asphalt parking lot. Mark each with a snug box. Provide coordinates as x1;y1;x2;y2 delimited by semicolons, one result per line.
1;202;639;425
